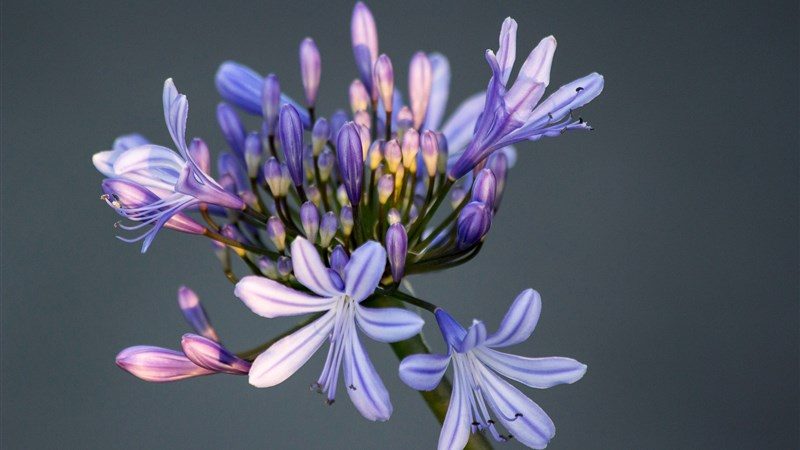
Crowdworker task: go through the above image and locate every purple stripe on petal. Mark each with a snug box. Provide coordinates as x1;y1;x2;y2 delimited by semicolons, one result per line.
177;286;219;341
115;346;213;383
398;353;450;391
343;331;392;421
484;288;541;348
476;348;586;389
355;305;424;343
181;334;251;375
344;241;386;302
290;237;343;296
234;275;335;318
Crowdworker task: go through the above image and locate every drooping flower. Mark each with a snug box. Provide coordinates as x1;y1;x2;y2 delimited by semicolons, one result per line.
399;290;586;449
234;237;424;421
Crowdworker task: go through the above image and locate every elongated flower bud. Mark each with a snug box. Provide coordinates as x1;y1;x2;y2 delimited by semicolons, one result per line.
408;52;432;129
267;216;286;251
351;2;378;98
385;223;408;282
188;138;211;175
278;104;305;187
116;346;212;382
471;168;497;209
368;140;383;170
299;38;321;107
244;132;262;178
307;184;321;207
330;245;349;276
318;148;334;181
336;184;350;206
374;54;394;113
485;151;508;209
340;205;354;237
101;179;204;235
181;334;250;375
401;128;419;169
262;74;281;136
384;139;401;173
435;132;449;174
263;158;283;197
421;130;439;178
350;79;370;113
336;122;364;206
357;123;371;160
312;118;330;156
300;202;320;240
396;106;413;133
319;211;338;247
456;201;492;249
377;174;394;204
177;286;219;341
216;103;246;159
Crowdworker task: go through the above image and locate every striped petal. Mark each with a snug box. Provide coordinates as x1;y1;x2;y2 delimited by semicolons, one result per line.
343;330;392;421
344;241;386;302
423;53;450;131
456;320;486;353
249;310;335;387
355;305;424;343
291;237;343;297
476;348;586;389
235;275;335;318
398;353;450;391
484;289;541;348
437;366;471;450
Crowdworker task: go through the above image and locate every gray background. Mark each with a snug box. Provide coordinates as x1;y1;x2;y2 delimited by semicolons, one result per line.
2;0;797;448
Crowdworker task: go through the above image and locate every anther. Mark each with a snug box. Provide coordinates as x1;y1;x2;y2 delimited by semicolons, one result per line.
325;399;335;406
576;86;584;92
348;384;357;391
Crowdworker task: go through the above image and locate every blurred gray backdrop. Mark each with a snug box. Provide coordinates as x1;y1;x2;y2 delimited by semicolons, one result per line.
2;0;797;448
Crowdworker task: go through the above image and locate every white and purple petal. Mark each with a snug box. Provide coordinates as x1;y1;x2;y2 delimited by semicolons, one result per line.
398;353;450;391
423;53;450;131
291;237;344;297
477;348;586;389
115;346;213;382
355;305;424;343
235;275;336;318
343;330;393;421
437;364;471;450
484;288;541;348
343;240;386;302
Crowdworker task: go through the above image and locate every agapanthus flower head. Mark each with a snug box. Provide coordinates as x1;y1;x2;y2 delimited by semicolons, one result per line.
400;290;586;449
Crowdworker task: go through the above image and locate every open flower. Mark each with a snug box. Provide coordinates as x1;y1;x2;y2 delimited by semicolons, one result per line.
93;79;244;251
234;237;424;421
399;289;586;449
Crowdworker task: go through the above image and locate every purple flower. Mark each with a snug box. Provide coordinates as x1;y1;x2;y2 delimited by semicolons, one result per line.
216;102;247;160
177;285;219;342
336;122;365;206
373;54;394;113
446;18;604;179
278;104;305;187
385;223;407;282
116;346;214;382
351;1;379;100
299;38;322;107
234;238;424;421
456;201;492;249
181;334;251;375
399;290;586;449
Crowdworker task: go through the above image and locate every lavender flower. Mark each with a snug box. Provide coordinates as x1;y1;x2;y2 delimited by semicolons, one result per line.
278;104;305;188
399;290;586;449
116;346;214;382
336;122;364;206
299;37;321;108
234;238;424;421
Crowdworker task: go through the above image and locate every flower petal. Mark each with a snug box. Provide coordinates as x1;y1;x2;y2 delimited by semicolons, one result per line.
398;353;450;391
234;275;335;318
355;305;424;343
434;308;466;350
344;241;386;302
248;310;335;387
163;78;189;154
115;346;213;383
437;364;471;450
291;237;343;297
476;348;586;389
343;330;393;421
442;91;485;162
484;288;541;348
504;36;556;121
478;363;555;449
423;53;450;131
495;17;517;85
456;320;487;353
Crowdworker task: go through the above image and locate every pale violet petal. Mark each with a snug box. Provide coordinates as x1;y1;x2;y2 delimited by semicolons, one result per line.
504;36;557;121
478;363;555;449
484;289;541;348
398;353;450;391
163;78;188;153
499;145;517;168
524;72;605;131
423;53;450;131
92;150;122;177
456;320;486;352
343;331;393;421
112;133;149;151
112;145;184;178
291;237;343;297
344;241;386;302
248;310;335;387
234;275;335;318
442;92;485;162
355;305;424;343
476;348;586;388
495;17;518;85
437;364;471;450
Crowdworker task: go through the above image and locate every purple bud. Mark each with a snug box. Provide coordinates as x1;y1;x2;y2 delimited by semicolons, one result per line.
307;184;321;207
278;104;305;187
336;184;350;206
244;132;262;178
267;216;286;251
217;153;249;194
115;346;212;382
221;224;246;243
349;79;370;113
188;138;211;175
330;245;349;276
258;257;278;278
377;174;394;204
319;211;338;247
312;118;330;156
340;205;354;237
330;109;349;136
300;201;320;240
435;132;449;174
396;106;414;132
368;140;383;170
384;139;402;173
471;168;497;209
357;124;371;160
387;208;401;224
374;54;394;113
101;179;205;235
299;38;321;107
485;151;508;209
277;256;293;278
354;110;371;130
336;122;364;206
181;334;250;375
402;128;419;168
216;103;246;159
456;201;492;249
177;286;219;342
408;52;432;129
385;223;408;282
215;61;264;116
318;148;334;182
263;157;283;197
420;131;439;178
262;74;281;135
351;2;378;97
